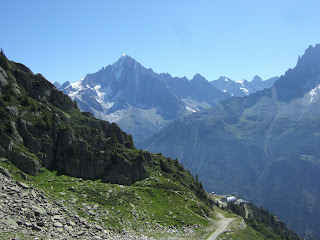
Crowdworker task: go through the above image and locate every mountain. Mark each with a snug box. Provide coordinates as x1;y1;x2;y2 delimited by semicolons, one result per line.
0;50;301;239
60;55;230;140
141;44;320;239
211;75;279;97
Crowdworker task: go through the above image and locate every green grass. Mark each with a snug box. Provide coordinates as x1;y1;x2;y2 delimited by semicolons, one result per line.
0;159;215;239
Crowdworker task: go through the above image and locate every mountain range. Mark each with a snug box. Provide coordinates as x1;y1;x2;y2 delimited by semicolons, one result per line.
211;75;279;97
57;55;276;141
141;44;320;239
0;49;301;239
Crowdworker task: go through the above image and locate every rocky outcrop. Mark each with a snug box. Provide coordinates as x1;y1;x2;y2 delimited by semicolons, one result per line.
102;151;148;185
0;51;147;185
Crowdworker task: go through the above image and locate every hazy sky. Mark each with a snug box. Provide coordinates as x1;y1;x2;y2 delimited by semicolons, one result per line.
1;1;320;84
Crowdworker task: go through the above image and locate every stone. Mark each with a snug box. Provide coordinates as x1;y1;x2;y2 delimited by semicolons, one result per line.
53;222;63;228
32;206;46;216
88;210;96;216
0;218;18;229
95;224;103;231
93;204;99;210
5;106;19;117
32;225;42;231
25;222;33;227
64;225;73;231
17;181;30;189
52;215;63;221
68;221;76;227
31;189;37;198
37;221;45;227
0;166;11;178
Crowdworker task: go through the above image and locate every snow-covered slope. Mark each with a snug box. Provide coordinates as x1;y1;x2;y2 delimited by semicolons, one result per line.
60;55;230;140
211;75;279;97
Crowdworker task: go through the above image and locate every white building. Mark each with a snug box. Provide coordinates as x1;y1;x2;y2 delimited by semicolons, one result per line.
221;196;237;203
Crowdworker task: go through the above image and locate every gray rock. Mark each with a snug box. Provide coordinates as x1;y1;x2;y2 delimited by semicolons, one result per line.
68;221;76;227
95;224;103;231
9;151;41;176
53;222;63;228
52;215;63;221
25;222;33;227
17;181;30;189
0;218;18;229
32;205;46;216
5;106;19;117
31;189;37;198
37;221;45;227
0;166;11;178
32;224;42;231
64;225;73;231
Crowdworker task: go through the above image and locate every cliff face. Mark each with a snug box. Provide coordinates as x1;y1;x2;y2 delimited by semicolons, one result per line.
0;51;146;185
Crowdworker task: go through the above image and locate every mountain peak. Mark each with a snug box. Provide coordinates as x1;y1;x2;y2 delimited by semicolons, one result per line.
191;73;207;83
251;75;262;82
114;53;134;64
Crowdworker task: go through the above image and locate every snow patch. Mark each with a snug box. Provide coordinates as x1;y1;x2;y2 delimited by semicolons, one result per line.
224;78;229;82
186;106;197;113
68;80;84;100
223;90;227;93
308;84;320;103
236;80;245;85
240;87;249;95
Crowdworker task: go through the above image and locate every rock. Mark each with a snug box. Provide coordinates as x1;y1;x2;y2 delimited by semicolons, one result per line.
64;225;73;231
68;221;76;227
93;204;99;210
25;222;32;227
17;181;30;189
53;222;63;228
9;151;41;176
5;106;19;117
31;189;37;198
0;166;11;178
88;210;96;216
32;225;42;231
0;218;18;229
52;215;63;221
95;224;103;231
37;221;45;227
32;205;46;216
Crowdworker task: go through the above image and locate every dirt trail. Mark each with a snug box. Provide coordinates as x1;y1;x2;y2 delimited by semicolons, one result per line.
207;213;235;240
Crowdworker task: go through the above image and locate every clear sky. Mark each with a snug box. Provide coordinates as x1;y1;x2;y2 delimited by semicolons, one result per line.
1;0;320;84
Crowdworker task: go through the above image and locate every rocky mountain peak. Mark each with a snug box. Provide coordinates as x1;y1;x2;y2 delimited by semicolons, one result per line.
191;73;208;84
251;75;262;82
274;43;320;102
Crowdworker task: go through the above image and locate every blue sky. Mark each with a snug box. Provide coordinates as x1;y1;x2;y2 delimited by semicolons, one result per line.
1;1;320;84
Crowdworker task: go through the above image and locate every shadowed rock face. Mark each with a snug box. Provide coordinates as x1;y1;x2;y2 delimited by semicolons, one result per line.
0;51;146;185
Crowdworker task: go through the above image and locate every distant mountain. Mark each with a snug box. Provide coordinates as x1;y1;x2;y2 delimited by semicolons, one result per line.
140;44;320;239
60;54;230;140
211;75;279;97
